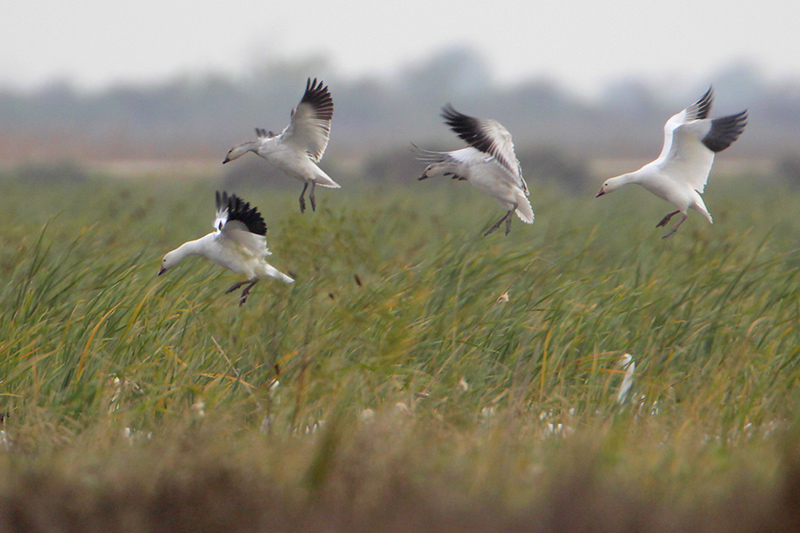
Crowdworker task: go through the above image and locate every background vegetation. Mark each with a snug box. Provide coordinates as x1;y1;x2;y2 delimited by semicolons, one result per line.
2;51;799;173
1;164;799;530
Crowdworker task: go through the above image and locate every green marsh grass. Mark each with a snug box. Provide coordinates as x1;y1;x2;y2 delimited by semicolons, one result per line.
1;175;800;530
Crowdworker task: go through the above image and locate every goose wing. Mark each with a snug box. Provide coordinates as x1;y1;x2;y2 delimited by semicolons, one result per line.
656;87;714;162
412;144;488;165
659;109;747;193
279;78;334;162
441;105;527;194
214;191;270;256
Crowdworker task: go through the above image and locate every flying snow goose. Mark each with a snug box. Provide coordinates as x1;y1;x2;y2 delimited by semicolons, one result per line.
159;191;293;305
223;78;340;213
596;87;748;238
417;105;533;236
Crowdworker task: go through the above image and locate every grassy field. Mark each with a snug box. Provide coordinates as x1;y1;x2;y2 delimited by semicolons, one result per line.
1;173;800;531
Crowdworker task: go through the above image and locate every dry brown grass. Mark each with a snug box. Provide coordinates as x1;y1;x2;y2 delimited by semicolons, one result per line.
0;415;797;533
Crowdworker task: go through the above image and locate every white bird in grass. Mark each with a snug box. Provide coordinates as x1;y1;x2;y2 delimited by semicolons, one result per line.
417;105;533;236
159;191;293;306
223;78;340;213
596;87;748;238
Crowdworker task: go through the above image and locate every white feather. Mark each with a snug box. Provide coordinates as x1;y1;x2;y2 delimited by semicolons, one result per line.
417;107;533;233
596;88;747;238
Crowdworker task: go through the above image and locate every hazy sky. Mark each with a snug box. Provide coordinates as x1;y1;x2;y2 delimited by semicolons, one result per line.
2;0;798;94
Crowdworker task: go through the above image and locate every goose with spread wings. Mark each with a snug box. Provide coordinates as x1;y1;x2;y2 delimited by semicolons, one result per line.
596;87;748;238
159;191;293;306
223;78;339;213
417;105;533;236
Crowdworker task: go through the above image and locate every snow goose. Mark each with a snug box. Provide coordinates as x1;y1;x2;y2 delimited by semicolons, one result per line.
159;191;293;306
417;105;533;236
223;78;340;213
596;87;748;238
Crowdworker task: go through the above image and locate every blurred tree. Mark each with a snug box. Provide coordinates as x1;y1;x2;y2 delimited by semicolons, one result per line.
221;157;294;190
518;146;590;194
363;146;424;185
11;160;88;184
777;153;800;189
398;47;492;105
0;53;797;169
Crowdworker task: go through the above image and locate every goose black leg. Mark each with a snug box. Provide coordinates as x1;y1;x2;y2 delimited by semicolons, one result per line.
299;182;309;213
661;214;688;239
226;280;250;294
484;209;514;237
656;210;680;228
239;279;259;306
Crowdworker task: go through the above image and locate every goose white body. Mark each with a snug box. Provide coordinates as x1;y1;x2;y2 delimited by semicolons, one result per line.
160;192;293;305
417;105;533;235
223;78;339;212
596;87;747;238
164;232;291;283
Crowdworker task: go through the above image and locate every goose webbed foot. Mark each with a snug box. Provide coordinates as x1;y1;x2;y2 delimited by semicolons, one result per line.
299;182;309;213
484;208;514;237
656;210;680;228
661;214;688;239
238;279;259;306
225;281;249;294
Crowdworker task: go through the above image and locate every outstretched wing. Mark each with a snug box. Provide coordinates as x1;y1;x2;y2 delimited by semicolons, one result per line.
701;110;748;153
214;191;270;256
411;144;488;165
657;87;714;161
440;104;526;193
280;78;334;162
255;128;277;140
659;109;747;194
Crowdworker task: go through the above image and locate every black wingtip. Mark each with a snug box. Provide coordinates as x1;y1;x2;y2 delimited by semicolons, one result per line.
701;109;748;153
217;191;267;236
440;104;495;156
693;86;714;120
299;77;333;120
440;103;463;125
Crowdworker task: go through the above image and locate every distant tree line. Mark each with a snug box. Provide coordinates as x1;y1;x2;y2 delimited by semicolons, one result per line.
1;48;799;188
